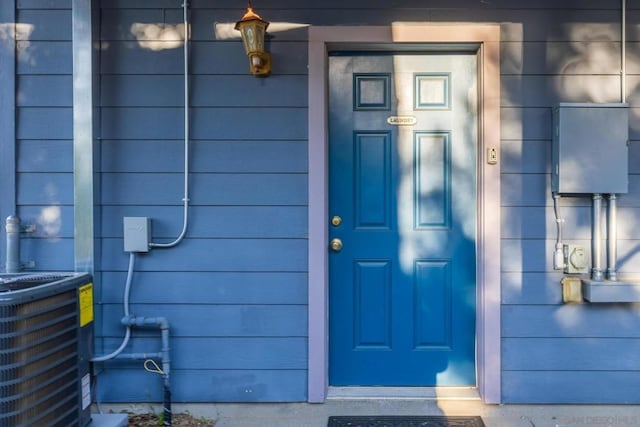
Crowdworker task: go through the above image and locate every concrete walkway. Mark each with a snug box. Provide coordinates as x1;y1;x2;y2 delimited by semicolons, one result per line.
100;389;640;427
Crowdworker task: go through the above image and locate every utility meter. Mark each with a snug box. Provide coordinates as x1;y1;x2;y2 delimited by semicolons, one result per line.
563;244;588;274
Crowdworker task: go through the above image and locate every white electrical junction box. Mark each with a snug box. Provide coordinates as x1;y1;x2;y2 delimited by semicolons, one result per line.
123;217;151;252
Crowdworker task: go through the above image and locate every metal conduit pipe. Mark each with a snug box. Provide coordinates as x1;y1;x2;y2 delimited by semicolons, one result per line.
149;0;190;249
95;0;187;419
591;194;604;281
5;216;20;273
622;0;627;103
92;252;135;362
607;194;618;281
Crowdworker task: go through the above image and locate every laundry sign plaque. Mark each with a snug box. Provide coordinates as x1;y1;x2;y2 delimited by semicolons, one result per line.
387;115;417;126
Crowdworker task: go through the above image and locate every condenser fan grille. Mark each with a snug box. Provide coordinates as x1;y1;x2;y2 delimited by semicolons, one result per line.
0;274;92;427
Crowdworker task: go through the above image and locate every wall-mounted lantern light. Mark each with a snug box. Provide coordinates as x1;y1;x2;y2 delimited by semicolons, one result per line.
235;2;271;77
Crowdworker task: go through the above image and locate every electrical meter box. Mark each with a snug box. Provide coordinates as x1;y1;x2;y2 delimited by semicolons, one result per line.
552;103;628;194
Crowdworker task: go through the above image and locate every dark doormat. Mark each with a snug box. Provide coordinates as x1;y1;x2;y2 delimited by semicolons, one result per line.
328;416;485;427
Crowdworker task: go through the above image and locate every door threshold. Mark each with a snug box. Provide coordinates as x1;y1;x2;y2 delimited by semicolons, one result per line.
327;386;480;401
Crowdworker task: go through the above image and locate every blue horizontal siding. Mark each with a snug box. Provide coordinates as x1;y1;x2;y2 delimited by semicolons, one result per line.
17;172;73;205
501;272;564;305
93;2;313;406
17;9;71;41
501;41;622;76
100;271;307;305
503;371;640;404
615;207;640;239
501;206;591;239
16;41;72;75
17;204;74;238
100;41;309;75
496;174;637;207
102;173;307;206
99;8;622;42
17;107;72;139
613;239;640;274
100;75;308;107
501;139;549;174
102;140;307;173
101;206;307;238
502;304;640;338
501;107;551;140
499;174;640;207
436;10;620;43
17;140;73;172
501;207;548;240
102;337;307;370
100;41;184;75
501;239;554;272
17;0;71;8
101;9;309;42
17;75;72;107
19;237;74;270
96;369;306;402
100;0;184;9
503;338;640;371
100;304;307;337
101;238;308;272
501;75;622;107
100;8;169;40
100;107;307;140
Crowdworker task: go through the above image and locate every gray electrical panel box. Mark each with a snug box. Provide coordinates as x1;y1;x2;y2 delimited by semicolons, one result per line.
552;103;629;194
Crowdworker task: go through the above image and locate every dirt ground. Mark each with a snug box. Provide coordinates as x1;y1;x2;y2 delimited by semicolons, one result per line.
127;412;215;426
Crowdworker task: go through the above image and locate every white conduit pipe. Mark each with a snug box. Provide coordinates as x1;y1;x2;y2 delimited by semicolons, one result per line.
150;0;190;249
92;252;135;362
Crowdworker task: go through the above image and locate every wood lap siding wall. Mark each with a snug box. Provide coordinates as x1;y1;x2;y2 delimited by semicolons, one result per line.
97;1;309;402
9;0;640;403
498;4;640;403
15;1;75;270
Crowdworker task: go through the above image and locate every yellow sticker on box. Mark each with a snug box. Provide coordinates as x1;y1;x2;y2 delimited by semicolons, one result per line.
79;283;94;327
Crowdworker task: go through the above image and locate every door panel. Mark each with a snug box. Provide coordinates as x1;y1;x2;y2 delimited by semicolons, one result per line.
329;53;477;386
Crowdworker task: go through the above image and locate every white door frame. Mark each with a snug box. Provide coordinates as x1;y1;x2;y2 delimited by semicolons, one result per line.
307;24;501;404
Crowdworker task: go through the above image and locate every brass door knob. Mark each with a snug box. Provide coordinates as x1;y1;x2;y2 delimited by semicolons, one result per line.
330;238;343;252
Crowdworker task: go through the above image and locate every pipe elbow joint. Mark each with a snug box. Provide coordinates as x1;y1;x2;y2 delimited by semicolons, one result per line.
157;316;170;330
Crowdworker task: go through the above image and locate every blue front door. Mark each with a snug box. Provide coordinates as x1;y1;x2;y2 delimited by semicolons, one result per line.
328;53;477;386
